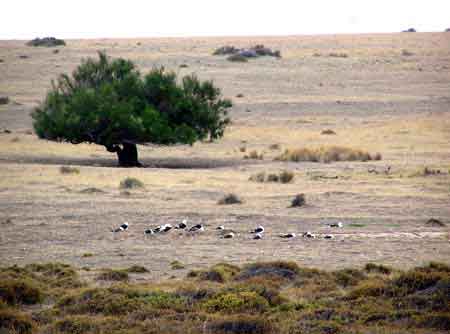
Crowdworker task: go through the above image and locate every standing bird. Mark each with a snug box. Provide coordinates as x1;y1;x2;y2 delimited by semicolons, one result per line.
175;219;188;229
251;226;265;234
112;222;129;233
324;234;334;239
189;224;205;232
280;233;296;239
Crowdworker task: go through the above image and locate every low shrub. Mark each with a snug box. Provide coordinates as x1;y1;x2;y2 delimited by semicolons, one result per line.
290;194;306;207
126;265;149;273
203;291;269;313
170;261;185;270
0;308;34;334
0;278;43;305
53;315;100;334
60;166;80;174
119;177;144;189
194;263;241;283
321;129;336;135
236;261;300;282
364;263;392;275
249;170;294;184
96;270;129;282
227;54;248;62
206;315;274;334
244;150;263;160
218;194;243;205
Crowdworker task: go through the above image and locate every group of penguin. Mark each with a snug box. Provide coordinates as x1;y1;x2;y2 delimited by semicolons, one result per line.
112;220;343;240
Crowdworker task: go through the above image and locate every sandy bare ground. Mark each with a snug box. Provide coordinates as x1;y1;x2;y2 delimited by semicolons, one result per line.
0;33;449;279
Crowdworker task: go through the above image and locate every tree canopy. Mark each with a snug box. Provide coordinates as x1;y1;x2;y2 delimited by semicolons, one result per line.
32;52;232;166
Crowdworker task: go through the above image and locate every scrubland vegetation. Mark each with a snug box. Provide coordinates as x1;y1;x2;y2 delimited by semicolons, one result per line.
1;261;449;334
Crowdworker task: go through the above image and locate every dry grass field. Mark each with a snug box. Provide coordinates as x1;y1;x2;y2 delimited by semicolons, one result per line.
1;33;450;282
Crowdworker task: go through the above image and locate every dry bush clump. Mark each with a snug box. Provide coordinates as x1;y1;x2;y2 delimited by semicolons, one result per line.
402;49;414;56
59;166;80;174
321;129;336;135
96;269;129;282
276;146;381;163
328;52;349;58
244;150;264;160
126;265;149;273
290;194;306;207
119;177;144;189
249;170;294;184
218;193;243;205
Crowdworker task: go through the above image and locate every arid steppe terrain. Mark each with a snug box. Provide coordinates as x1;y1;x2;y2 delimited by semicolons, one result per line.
0;33;449;280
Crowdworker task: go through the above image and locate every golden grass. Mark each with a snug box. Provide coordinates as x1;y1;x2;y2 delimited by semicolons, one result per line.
276;146;381;163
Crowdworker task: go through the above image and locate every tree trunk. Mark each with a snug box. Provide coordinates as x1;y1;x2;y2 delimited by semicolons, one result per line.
107;142;142;167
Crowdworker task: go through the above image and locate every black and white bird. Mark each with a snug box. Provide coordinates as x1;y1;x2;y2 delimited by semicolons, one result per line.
324;234;334;239
112;222;129;232
189;224;205;232
328;222;343;228
216;225;225;230
253;232;264;240
302;231;315;239
251;225;265;234
223;232;235;239
161;224;172;233
175;219;188;229
280;233;296;239
144;228;154;235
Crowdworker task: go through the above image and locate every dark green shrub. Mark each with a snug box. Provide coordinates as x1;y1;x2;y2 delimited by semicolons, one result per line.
32;52;231;167
237;261;300;281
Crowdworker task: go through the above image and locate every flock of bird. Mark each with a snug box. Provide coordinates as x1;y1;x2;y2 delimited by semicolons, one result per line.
111;219;343;240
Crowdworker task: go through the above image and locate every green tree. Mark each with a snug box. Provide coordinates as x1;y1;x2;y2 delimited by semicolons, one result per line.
32;52;232;167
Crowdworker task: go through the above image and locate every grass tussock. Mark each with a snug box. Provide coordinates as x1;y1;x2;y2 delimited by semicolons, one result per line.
290;194;306;207
244;150;264;160
96;269;129;282
59;166;80;174
218;193;243;205
119;177;144;189
3;261;449;334
126;265;149;273
250;170;294;184
276;146;381;163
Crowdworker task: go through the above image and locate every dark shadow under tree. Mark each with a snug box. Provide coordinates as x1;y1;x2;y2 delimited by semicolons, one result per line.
32;52;232;167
